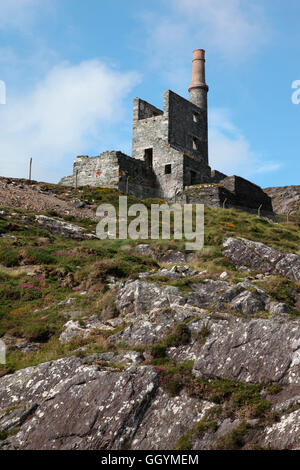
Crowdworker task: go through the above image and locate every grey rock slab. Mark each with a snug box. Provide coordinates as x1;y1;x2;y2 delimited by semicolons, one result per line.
192;316;300;385
223;237;300;282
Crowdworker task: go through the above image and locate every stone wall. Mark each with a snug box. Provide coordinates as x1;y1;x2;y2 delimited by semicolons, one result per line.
131;90;212;200
59;151;159;199
117;153;159;199
72;153;120;188
220;176;273;211
182;184;234;207
132;100;168;163
183;155;212;187
210;169;227;183
132;98;163;121
181;178;273;215
166;90;208;165
59;89;273;213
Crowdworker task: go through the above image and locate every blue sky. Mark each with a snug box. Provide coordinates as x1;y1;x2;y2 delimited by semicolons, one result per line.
0;0;299;187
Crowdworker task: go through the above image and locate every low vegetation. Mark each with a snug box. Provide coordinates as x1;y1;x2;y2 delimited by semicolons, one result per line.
0;185;299;414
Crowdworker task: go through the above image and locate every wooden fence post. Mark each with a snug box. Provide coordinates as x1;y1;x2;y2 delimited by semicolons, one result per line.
258;204;262;217
29;157;32;181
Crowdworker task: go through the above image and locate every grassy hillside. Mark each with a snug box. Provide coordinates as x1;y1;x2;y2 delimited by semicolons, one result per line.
0;184;299;374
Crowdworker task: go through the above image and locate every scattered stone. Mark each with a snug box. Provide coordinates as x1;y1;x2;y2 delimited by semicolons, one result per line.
82;352;115;364
59;317;114;344
73;200;85;208
134;244;194;265
113;351;145;365
219;271;229;279
64;310;82;320
59;321;87;344
139;265;198;280
35;215;97;240
134;244;155;257
57;297;76;306
158;250;187;265
1;335;42;353
1;234;17;240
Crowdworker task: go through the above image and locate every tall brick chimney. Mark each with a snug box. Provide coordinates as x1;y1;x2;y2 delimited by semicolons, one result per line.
188;49;209;110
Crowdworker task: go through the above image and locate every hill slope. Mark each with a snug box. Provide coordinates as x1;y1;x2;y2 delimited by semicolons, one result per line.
264;185;300;215
0;180;299;450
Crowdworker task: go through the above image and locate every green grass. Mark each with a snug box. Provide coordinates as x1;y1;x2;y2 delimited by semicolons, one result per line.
215;423;249;450
154;357;271;418
150;323;190;360
174;417;218;450
0;186;299;374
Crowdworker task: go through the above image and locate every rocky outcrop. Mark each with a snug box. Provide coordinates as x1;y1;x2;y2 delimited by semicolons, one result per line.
261;409;300;450
223;237;300;282
1;231;299;450
1;271;299;450
0;357;213;450
35;215;97;240
264;186;300;215
1;311;300;450
107;278;290;347
191;316;300;385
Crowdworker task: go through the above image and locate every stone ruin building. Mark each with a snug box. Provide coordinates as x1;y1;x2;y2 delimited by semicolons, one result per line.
60;49;273;213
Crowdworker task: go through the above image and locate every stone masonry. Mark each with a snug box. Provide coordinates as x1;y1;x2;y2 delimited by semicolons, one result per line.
59;49;273;213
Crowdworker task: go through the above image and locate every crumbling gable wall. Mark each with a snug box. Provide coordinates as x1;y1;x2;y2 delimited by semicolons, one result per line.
166;90;208;165
72;152;120;188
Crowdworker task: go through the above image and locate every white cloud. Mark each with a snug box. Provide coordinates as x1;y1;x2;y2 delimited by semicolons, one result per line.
171;0;266;57
0;0;43;31
139;0;268;88
0;60;140;181
139;1;278;179
209;108;281;177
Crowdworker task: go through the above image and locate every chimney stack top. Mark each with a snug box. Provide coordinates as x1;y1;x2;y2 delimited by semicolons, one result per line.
193;49;205;60
188;48;208;93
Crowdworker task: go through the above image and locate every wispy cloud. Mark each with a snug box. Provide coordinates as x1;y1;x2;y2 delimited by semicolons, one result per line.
209;108;281;177
139;0;269;88
0;0;47;31
0;60;140;181
171;0;267;57
139;1;279;178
